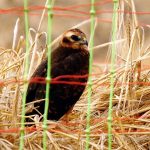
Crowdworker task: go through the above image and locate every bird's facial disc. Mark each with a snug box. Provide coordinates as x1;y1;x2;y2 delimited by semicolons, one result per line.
61;29;88;50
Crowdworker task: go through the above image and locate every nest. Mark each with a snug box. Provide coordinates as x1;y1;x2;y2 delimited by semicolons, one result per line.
0;0;150;149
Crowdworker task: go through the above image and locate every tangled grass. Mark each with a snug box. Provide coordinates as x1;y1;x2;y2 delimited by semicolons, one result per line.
0;0;150;149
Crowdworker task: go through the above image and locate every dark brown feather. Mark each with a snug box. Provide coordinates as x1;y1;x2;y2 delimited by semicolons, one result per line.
26;28;89;121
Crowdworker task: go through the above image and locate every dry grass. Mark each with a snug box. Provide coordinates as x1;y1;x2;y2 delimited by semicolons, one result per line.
0;0;150;149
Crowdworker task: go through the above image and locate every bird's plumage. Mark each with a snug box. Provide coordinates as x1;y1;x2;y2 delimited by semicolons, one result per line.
26;28;89;121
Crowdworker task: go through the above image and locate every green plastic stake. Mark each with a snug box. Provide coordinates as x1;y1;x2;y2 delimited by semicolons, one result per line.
107;0;118;150
42;1;54;149
85;0;95;149
19;0;29;149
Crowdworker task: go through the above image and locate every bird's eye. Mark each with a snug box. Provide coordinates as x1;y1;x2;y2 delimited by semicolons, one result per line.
71;35;81;41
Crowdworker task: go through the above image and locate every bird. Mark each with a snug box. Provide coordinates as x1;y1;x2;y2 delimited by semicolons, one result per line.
25;28;89;122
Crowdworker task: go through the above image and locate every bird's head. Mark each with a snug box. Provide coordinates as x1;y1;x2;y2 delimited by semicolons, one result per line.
60;28;88;50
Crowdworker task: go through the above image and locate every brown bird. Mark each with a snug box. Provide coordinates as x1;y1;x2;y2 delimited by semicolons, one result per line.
26;28;89;122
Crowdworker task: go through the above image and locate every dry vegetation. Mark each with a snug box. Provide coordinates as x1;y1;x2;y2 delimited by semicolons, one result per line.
0;0;150;149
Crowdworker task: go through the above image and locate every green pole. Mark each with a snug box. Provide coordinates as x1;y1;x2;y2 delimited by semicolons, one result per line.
107;0;119;150
42;1;54;149
19;0;29;149
85;0;95;149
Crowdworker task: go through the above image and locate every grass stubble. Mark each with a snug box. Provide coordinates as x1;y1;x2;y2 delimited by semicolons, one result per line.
0;0;150;149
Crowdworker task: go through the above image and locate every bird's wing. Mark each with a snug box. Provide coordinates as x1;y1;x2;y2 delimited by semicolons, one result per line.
26;59;47;103
26;51;87;102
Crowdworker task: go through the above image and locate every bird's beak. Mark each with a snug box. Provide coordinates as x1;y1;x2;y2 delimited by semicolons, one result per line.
84;40;88;46
80;38;88;46
81;40;88;50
